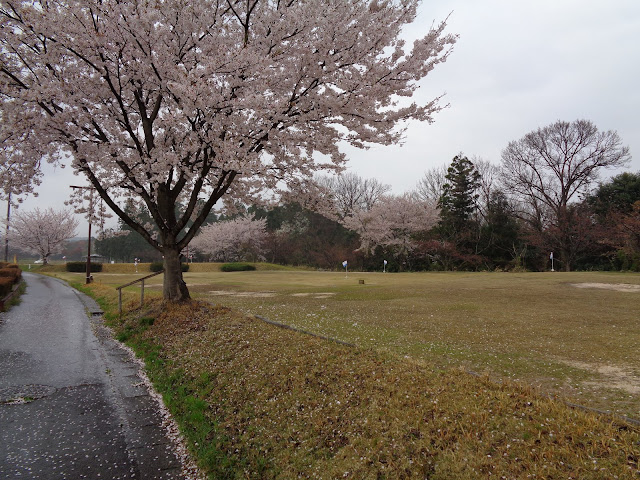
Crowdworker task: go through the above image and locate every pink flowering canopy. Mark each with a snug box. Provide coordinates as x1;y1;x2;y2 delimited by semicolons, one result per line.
343;194;438;256
11;207;79;263
0;0;456;300
191;216;267;262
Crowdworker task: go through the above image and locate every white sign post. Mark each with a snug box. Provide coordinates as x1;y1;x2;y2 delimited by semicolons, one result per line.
550;252;554;272
383;259;387;273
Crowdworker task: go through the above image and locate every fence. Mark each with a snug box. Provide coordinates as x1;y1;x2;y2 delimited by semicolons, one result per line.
115;270;164;314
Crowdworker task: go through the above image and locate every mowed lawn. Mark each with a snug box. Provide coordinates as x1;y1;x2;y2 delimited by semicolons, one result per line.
53;267;640;419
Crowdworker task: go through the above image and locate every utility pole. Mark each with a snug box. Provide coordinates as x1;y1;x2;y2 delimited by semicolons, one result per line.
70;185;94;284
4;191;11;262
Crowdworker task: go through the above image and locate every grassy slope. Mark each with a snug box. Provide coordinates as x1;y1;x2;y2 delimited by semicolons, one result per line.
67;277;640;479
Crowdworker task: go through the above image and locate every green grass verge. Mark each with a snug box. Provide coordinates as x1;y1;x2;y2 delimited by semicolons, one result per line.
1;280;26;312
99;298;242;477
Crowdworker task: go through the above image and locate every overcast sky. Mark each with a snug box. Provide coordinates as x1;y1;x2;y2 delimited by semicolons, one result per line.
14;0;640;231
346;0;640;192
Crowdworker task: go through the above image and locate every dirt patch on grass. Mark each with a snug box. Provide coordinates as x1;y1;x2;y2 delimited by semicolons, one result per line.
560;360;640;394
207;290;337;299
570;282;640;292
290;292;336;298
208;290;277;298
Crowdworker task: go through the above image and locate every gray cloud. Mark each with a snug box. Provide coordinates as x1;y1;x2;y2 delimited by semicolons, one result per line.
348;0;640;192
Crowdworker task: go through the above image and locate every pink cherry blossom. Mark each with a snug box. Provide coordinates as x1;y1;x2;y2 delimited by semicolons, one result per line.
0;0;456;300
10;207;78;263
191;217;267;263
344;194;437;256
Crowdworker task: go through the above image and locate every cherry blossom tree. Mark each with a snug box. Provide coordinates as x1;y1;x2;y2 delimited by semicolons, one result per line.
0;133;43;260
0;0;456;300
191;216;267;262
10;208;78;264
343;194;437;263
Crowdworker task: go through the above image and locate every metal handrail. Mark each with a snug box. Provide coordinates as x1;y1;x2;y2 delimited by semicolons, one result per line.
115;270;164;314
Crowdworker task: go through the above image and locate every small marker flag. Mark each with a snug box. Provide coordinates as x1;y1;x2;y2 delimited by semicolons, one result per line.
342;260;348;268
550;252;553;260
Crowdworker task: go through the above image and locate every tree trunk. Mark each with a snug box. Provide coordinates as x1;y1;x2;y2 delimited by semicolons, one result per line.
162;247;190;302
560;248;572;272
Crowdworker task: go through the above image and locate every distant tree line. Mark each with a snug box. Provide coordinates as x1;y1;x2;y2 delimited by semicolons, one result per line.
91;119;637;272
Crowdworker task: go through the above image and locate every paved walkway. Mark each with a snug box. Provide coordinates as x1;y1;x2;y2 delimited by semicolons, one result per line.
0;273;185;479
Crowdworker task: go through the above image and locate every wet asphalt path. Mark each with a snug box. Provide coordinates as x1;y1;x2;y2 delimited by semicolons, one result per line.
0;273;184;479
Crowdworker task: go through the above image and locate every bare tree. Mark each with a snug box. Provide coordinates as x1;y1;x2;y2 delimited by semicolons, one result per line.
317;172;390;218
473;157;501;220
501;119;631;270
414;164;447;203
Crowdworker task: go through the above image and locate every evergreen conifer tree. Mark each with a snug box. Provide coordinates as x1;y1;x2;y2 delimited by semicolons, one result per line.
437;155;481;236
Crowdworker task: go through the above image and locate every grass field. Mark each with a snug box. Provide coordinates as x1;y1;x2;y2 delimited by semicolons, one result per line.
47;266;640;419
43;266;640;478
193;270;640;420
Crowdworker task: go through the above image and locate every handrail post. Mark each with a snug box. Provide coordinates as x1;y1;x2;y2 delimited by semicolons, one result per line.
114;270;164;316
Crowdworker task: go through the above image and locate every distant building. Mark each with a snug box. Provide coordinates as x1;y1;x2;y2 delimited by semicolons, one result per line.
81;254;107;263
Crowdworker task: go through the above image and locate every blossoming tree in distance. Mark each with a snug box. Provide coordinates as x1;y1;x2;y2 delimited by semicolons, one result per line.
0;0;456;301
11;208;78;264
191;216;267;263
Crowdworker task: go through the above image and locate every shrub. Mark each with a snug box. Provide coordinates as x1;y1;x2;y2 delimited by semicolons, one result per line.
613;250;640;272
66;261;103;273
0;267;21;281
150;262;164;272
0;277;14;297
220;262;256;272
150;262;189;272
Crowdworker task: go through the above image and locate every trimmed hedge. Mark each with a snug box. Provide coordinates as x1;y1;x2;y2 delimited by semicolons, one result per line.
66;261;103;273
220;262;256;272
150;262;189;272
150;262;164;272
0;264;21;298
0;277;14;297
0;266;21;281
